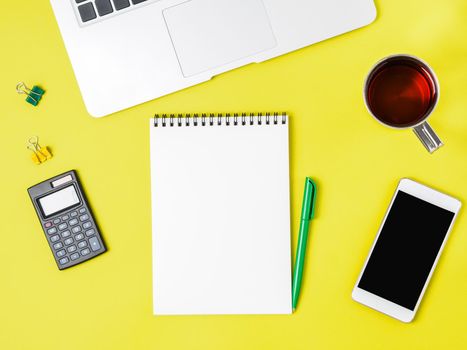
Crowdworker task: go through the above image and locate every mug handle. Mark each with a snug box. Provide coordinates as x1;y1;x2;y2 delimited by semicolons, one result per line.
413;122;443;153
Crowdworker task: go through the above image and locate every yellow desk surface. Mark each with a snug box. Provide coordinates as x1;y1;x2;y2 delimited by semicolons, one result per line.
1;1;466;349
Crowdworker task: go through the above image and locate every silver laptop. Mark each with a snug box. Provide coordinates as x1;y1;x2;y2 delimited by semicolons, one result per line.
50;0;376;117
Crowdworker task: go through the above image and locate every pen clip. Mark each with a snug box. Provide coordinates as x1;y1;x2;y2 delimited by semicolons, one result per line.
305;178;317;220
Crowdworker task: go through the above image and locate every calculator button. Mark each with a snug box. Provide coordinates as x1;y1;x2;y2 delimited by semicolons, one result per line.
78;241;88;249
69;218;79;226
67;245;77;253
56;249;66;257
79;208;87;214
85;229;95;237
72;226;82;234
70;211;78;217
64;238;74;245
45;222;52;228
70;253;80;260
83;222;92;229
47;227;57;235
79;214;89;222
50;235;60;242
53;242;63;250
53;218;61;224
81;248;90;256
89;237;101;251
58;223;68;230
61;230;71;238
59;257;69;265
75;233;85;241
61;215;70;221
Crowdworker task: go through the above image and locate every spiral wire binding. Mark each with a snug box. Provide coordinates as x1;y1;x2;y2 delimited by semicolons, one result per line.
153;112;287;127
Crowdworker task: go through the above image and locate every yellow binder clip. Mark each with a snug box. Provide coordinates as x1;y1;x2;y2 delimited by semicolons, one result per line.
27;136;52;165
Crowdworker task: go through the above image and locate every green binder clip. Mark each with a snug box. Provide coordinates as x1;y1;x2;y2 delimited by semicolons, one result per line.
16;82;45;106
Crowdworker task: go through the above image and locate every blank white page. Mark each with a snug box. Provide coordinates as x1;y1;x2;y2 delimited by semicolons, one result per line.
150;114;291;315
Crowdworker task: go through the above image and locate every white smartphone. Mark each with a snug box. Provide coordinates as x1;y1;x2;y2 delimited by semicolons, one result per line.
352;178;461;322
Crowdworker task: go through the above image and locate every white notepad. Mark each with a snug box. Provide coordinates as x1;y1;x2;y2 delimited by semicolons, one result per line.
150;113;291;315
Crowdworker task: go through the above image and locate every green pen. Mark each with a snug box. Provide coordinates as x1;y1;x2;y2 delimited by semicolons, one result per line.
292;177;317;311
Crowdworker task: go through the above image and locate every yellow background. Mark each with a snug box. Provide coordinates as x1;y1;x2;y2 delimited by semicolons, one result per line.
1;1;466;349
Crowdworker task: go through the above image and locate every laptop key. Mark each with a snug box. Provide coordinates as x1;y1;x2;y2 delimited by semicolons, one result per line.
78;3;97;22
113;0;130;11
131;0;147;4
95;0;114;16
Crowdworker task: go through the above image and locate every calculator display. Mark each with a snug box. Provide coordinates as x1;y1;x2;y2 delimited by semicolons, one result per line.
38;185;80;217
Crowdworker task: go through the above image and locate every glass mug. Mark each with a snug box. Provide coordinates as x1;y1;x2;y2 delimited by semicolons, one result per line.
364;54;443;153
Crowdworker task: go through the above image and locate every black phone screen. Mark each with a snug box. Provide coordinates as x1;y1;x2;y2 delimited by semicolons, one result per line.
358;191;455;310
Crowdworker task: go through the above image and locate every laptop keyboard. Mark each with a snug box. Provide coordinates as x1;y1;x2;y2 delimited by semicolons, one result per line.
73;0;158;25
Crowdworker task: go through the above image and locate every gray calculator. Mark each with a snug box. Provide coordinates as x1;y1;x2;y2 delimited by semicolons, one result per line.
28;170;106;270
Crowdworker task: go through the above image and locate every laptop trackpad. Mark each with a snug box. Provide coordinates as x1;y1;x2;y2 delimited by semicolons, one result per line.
163;0;277;77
